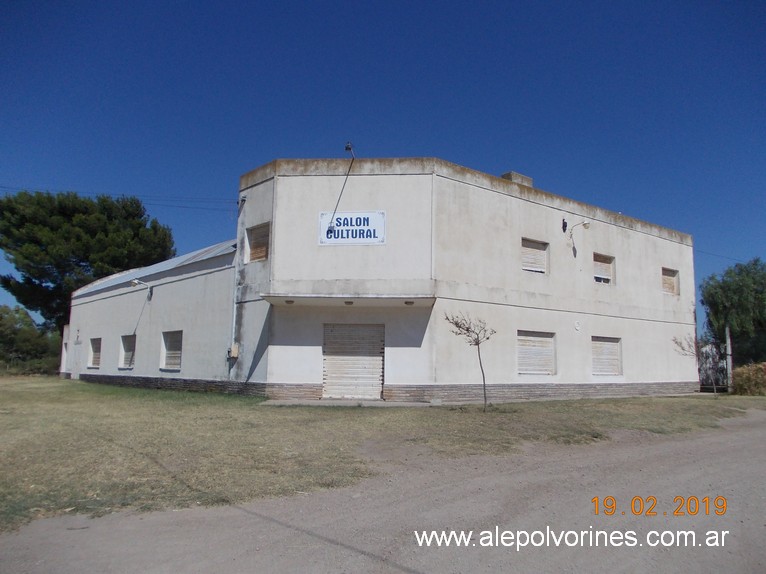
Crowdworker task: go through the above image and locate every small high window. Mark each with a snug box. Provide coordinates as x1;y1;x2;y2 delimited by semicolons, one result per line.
662;268;679;295
592;336;622;375
247;223;270;262
89;338;101;368
517;330;556;375
120;334;136;368
521;238;548;274
593;253;615;284
162;331;183;370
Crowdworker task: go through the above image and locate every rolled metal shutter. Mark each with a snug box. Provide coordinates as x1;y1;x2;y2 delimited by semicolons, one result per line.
323;324;384;399
163;331;183;369
593;254;613;283
592;336;622;375
521;239;547;273
662;268;678;294
517;331;556;374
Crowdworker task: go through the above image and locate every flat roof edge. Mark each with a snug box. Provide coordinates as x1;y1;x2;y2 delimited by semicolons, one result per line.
238;157;692;244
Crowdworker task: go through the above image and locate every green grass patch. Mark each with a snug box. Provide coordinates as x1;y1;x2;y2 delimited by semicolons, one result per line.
1;377;764;531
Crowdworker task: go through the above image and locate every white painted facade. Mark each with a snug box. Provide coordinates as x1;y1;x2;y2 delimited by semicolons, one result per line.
65;243;237;384
63;158;699;400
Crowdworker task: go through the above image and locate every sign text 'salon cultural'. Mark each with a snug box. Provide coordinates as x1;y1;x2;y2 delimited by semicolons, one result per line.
319;211;386;245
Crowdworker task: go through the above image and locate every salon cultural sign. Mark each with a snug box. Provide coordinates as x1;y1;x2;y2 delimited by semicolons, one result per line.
318;211;386;245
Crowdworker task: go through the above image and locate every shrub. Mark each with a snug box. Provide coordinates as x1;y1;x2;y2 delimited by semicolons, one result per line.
0;356;60;375
732;363;766;396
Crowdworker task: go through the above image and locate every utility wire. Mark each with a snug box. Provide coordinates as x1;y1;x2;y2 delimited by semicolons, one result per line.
694;249;747;263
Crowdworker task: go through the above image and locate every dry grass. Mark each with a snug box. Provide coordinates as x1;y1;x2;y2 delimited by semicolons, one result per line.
2;377;765;531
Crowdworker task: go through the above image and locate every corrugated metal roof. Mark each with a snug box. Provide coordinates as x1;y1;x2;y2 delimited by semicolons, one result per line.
73;239;237;297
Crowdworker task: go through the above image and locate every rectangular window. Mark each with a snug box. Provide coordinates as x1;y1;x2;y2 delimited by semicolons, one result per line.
592;337;622;375
162;331;183;370
247;222;270;262
521;238;548;274
120;334;136;368
89;338;101;368
517;331;556;375
662;267;679;295
593;253;615;284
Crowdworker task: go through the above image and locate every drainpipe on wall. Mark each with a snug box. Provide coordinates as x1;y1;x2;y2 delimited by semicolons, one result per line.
228;198;247;378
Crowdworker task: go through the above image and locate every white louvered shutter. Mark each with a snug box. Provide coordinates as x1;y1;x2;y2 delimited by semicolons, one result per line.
163;331;183;369
122;335;136;367
592;337;622;375
90;338;101;367
593;254;613;283
521;239;547;273
662;268;678;294
517;331;556;374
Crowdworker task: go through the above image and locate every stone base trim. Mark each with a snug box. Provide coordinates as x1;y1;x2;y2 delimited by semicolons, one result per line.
260;383;323;400
383;381;700;402
80;374;265;396
79;374;323;399
78;375;698;402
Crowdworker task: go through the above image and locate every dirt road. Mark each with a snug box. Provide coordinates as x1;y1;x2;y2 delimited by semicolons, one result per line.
2;409;764;573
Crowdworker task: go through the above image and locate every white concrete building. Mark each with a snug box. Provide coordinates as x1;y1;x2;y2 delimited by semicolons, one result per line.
62;158;699;401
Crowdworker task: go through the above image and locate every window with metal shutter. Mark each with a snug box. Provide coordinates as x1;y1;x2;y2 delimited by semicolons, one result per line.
517;331;556;374
592;336;622;375
662;268;679;295
323;324;384;399
521;238;548;273
593;253;614;284
121;334;136;368
89;338;101;368
247;223;270;262
162;331;183;370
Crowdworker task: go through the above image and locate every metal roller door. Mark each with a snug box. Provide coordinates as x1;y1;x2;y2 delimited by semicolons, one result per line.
323;323;384;399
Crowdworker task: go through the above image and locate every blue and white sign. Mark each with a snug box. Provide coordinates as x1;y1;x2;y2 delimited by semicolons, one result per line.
319;211;386;245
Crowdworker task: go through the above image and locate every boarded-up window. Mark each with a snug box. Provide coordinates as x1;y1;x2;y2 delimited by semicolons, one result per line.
247;223;270;262
517;331;556;374
594;253;614;284
662;268;679;295
162;331;183;370
89;338;101;368
592;336;622;375
521;238;548;274
121;334;136;368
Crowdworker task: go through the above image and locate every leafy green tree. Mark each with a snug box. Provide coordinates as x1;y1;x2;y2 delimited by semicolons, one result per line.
0;305;60;371
700;258;766;367
0;192;175;332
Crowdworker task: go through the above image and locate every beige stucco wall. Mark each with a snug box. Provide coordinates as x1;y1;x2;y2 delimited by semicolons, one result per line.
63;157;697;399
65;253;235;381
265;305;435;386
428;166;696;385
233;158;697;390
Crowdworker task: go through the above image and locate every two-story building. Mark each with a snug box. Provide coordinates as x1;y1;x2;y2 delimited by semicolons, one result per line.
61;157;699;401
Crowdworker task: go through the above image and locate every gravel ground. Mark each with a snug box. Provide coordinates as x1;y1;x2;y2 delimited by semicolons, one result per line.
2;409;764;574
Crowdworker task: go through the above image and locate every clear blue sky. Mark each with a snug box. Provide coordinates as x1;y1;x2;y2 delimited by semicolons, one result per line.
1;1;764;328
